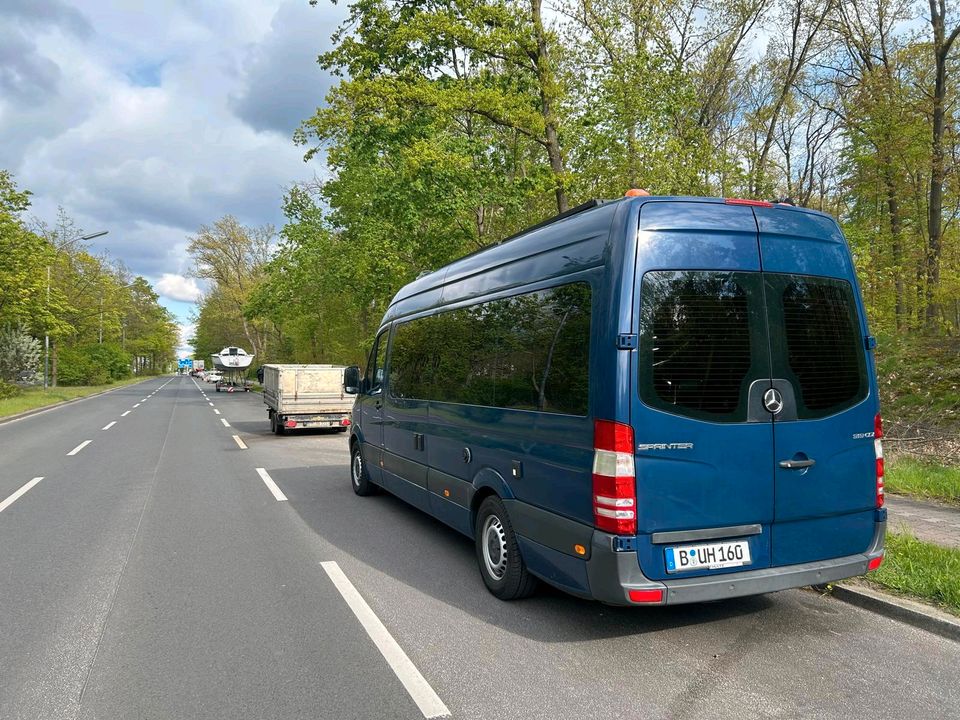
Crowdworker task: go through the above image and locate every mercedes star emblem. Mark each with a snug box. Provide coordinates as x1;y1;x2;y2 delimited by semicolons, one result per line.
763;388;784;415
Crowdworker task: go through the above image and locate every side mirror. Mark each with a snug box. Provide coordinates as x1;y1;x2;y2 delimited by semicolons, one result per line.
343;365;361;394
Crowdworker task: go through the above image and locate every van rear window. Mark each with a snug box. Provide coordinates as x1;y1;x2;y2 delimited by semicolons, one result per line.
639;271;767;422
767;274;867;418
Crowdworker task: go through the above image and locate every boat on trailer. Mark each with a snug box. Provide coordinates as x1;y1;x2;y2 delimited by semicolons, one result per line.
210;346;255;392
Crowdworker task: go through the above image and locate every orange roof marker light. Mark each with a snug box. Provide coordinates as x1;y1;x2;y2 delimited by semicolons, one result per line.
624;188;650;197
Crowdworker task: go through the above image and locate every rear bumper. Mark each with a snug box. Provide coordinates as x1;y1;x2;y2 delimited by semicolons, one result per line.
586;518;886;606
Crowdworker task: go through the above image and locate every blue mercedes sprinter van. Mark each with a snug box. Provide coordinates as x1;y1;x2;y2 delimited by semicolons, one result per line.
343;195;886;605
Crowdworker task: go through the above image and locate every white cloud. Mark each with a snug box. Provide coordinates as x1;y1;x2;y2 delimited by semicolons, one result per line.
1;0;343;288
155;273;203;302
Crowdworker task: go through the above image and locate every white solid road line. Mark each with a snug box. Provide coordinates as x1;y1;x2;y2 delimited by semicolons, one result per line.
121;410;131;417
67;440;91;456
220;418;230;427
232;435;248;449
0;477;44;514
255;468;287;501
214;409;221;415
102;421;116;431
320;561;450;719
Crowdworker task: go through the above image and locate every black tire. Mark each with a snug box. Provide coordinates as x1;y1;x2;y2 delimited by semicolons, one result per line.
270;412;284;435
474;496;538;600
350;442;378;496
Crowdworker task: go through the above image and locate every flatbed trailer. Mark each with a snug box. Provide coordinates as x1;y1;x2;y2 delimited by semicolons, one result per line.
262;364;352;434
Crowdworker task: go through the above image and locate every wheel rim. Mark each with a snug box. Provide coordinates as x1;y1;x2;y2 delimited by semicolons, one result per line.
481;515;508;580
351;451;362;488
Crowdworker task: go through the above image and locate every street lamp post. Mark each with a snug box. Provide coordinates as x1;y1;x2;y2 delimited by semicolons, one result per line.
44;230;108;389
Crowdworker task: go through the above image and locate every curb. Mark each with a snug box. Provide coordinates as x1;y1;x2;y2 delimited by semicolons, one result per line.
0;377;155;427
830;582;960;642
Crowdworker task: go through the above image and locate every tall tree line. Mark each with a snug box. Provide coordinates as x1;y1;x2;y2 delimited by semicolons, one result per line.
204;0;958;365
0;171;178;387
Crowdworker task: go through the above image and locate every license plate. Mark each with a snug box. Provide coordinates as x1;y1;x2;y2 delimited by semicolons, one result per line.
664;540;751;573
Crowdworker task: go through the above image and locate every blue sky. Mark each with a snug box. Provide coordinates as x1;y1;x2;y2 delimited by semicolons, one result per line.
1;0;346;356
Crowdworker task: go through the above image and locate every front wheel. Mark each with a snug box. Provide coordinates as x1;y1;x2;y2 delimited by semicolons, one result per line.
475;496;538;600
350;443;378;496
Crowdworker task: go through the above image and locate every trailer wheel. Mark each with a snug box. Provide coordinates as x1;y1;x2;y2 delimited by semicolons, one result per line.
273;414;285;436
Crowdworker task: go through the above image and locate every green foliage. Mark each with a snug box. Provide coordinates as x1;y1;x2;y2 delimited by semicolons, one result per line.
0;325;41;381
869;531;960;615
875;333;960;432
0;380;21;399
57;346;110;386
886;458;960;505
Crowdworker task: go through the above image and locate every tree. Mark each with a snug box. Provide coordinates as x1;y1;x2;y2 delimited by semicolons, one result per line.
0;325;42;381
188;216;275;358
924;0;960;329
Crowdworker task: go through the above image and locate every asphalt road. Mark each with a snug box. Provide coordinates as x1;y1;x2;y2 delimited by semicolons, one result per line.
1;375;958;720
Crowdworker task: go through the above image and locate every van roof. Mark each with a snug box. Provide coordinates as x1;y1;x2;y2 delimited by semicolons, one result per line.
387;195;839;314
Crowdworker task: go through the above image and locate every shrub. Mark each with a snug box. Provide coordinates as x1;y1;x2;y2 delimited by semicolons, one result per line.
0;380;22;399
0;325;41;382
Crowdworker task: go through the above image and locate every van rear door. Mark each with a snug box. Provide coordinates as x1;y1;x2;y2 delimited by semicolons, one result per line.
755;208;878;566
633;201;774;581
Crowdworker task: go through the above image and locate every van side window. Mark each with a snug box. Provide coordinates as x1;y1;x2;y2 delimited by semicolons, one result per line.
388;283;591;415
768;274;867;418
639;271;766;422
363;329;388;393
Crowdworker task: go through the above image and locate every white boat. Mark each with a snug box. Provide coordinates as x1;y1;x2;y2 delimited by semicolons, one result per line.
211;346;254;370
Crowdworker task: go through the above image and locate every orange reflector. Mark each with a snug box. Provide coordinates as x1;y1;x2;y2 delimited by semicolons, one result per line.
574;544;586;556
868;555;883;571
624;188;650;197
443;489;450;498
628;588;663;603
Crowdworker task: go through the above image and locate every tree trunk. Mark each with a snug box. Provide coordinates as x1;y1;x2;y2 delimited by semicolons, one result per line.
530;0;568;213
882;165;905;329
925;0;960;330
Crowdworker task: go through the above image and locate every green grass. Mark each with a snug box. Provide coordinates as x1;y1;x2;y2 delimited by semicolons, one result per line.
875;334;960;433
0;376;148;419
866;531;960;615
885;457;960;505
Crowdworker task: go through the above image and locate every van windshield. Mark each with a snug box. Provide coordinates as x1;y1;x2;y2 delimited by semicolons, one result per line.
639;270;867;422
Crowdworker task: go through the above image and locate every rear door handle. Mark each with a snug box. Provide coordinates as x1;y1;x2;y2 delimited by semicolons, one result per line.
779;458;815;469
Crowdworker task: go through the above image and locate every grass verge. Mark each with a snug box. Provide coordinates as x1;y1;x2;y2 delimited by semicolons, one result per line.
886;457;960;505
0;376;148;419
865;532;960;616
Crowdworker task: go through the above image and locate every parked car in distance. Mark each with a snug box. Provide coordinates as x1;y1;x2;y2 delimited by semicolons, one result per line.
344;194;885;607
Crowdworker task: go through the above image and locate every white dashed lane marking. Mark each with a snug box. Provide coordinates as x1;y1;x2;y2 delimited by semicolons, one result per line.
0;477;44;514
67;440;91;456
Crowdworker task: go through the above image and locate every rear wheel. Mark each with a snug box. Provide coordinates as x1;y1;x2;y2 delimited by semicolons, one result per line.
270;412;284;435
475;496;537;600
351;443;377;496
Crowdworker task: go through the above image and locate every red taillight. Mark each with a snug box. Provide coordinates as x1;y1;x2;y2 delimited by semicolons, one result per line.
285;420;297;428
874;414;884;508
628;588;663;603
868;555;883;571
341;417;351;426
593;420;636;535
724;198;773;208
